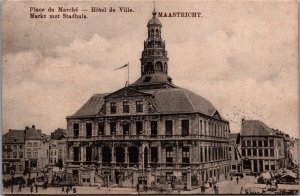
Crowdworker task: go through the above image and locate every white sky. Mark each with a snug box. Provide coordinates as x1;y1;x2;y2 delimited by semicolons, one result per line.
2;0;298;138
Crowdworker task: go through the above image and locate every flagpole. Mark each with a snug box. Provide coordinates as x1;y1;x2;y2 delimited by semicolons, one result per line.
127;62;129;86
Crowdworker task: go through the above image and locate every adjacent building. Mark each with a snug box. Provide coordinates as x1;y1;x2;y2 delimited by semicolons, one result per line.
2;129;26;175
240;120;285;174
65;10;231;188
49;128;67;168
24;125;50;176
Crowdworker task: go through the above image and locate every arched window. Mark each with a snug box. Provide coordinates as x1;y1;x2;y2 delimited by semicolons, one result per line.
155;29;160;38
155;61;163;71
151;29;154;36
145;62;154;73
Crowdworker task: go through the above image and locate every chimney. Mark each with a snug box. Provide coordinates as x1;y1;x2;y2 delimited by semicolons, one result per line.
32;125;35;129
25;126;29;130
9;129;12;132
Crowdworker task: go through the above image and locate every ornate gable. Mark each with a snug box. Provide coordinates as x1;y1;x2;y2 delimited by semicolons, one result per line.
104;87;152;100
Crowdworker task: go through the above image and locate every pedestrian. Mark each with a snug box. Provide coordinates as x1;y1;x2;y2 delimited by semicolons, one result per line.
17;182;22;192
240;187;244;194
35;183;38;193
62;186;65;193
66;187;69;194
215;186;219;194
136;183;140;194
73;186;76;193
30;184;34;194
236;176;239;184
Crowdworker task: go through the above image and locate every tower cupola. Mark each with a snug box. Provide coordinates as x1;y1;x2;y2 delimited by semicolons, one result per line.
140;9;169;76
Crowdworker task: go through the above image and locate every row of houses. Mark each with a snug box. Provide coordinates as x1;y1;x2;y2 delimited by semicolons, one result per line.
2;126;67;177
229;119;299;175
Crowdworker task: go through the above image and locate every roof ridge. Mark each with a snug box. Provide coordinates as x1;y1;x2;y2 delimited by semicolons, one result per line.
183;89;196;111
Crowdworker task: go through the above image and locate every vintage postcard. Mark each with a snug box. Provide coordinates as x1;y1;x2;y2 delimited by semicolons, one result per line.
2;0;299;195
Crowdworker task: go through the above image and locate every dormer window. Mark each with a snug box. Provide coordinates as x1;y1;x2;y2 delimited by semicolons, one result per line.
110;102;117;114
123;101;129;113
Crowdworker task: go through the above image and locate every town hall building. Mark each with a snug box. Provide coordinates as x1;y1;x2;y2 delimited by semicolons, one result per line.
65;9;231;189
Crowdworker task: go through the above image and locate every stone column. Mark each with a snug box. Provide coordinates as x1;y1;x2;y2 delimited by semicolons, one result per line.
147;165;151;187
125;146;128;165
158;144;162;163
90;167;95;186
186;167;192;191
132;166;139;188
69;147;74;161
80;146;84;162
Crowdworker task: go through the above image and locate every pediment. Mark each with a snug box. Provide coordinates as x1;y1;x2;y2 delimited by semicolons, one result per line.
105;87;152;99
212;110;222;120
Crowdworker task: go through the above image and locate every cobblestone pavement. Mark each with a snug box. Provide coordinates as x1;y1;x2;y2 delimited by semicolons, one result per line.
2;175;258;195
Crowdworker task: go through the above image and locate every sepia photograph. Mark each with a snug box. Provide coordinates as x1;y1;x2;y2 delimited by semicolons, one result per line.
1;0;299;195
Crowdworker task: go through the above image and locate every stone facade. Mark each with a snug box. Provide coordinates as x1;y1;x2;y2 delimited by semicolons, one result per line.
240;120;286;174
2;130;25;175
65;10;231;188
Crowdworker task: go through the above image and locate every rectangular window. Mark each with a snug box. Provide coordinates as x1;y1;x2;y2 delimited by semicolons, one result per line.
86;123;92;138
270;140;274;147
204;147;207;162
73;123;79;138
264;149;269;156
241;140;246;147
13;152;17;158
253;149;257;156
247;149;251;156
123;101;129;113
27;142;32;147
270;149;274;156
27;150;31;158
165;120;172;136
204;121;207;135
110;122;116;135
110;102;117;114
136;121;143;135
150;121;157;137
122;124;129;135
200;147;203;162
181;120;189;136
136;101;143;113
33;142;38;147
13;145;17;149
200;120;202;133
271;165;275;170
247;141;251;147
242;149;245;156
98;122;104;136
20;145;23;149
253;141;257;147
151;147;158;162
19;152;23;158
73;147;79;161
277;141;281;147
182;146;190;164
264;140;268;147
259;149;263;156
166;146;173;166
265;165;269;171
33;150;38;158
258;141;262;147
